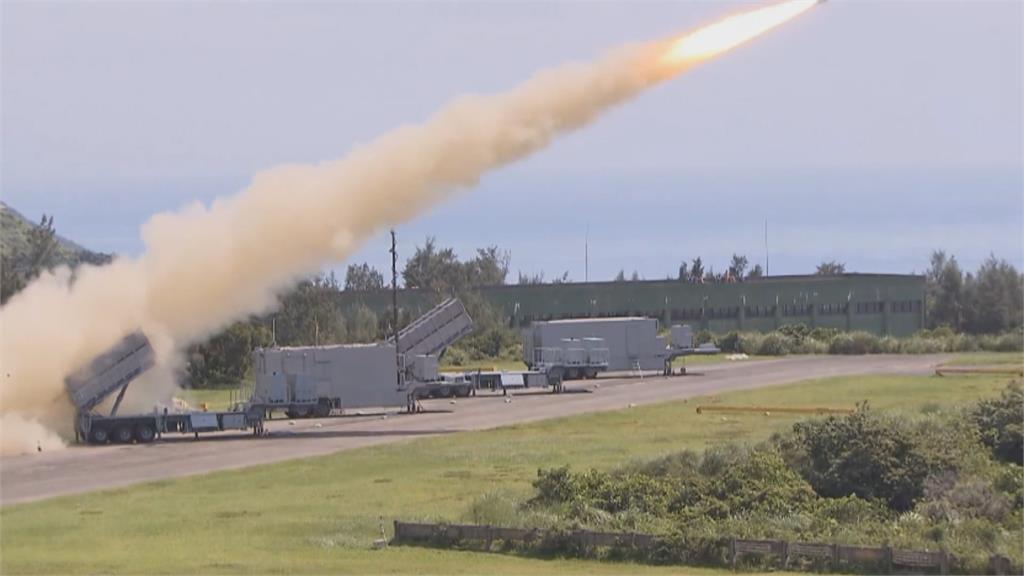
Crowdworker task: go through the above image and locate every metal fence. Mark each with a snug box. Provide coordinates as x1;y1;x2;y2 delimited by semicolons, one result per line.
392;521;1018;575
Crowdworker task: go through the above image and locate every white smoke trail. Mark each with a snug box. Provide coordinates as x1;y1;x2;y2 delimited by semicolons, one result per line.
0;1;818;453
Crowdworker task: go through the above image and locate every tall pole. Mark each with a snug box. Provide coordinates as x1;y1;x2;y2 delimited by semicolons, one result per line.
390;229;400;387
585;223;589;283
764;218;769;276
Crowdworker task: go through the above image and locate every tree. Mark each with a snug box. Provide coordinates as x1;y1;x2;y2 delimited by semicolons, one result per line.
926;250;964;330
630;270;640;282
274;273;346;346
466;246;510;286
614;269;626;282
550;271;571;284
517;271;545;285
402;238;510;293
402;237;464;294
345;303;379;343
451;291;519;360
963;255;1023;334
187;321;272;388
27;214;59;274
728;254;749;279
815;260;846;276
1;214;59;304
690;257;705;281
677;261;689;281
0;252;24;305
344;263;385;291
748;264;764;279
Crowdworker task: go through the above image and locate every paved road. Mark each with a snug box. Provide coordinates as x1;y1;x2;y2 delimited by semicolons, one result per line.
0;354;945;505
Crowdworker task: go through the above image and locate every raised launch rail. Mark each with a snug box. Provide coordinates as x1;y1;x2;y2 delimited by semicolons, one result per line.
389;297;473;357
64;330;156;416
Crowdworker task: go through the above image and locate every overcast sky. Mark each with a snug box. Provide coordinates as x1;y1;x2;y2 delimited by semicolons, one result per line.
2;0;1021;282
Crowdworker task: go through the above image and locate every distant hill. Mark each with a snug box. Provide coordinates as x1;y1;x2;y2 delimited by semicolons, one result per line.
1;201;113;271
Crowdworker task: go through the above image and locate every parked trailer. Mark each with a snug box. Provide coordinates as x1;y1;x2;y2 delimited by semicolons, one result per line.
523;318;718;378
415;373;475;399
466;370;550;393
65;331;264;444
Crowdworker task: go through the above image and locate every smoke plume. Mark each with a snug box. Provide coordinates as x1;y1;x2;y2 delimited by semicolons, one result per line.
0;1;818;454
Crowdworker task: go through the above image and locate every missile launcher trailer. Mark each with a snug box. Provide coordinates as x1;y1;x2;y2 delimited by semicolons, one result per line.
65;331;264;444
523;317;719;379
249;298;476;416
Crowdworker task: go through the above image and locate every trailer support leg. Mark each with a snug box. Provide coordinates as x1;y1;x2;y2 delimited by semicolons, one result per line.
109;381;131;417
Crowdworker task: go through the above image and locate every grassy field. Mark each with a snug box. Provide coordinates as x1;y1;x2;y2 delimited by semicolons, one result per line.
440;359;528;372
179;387;242;412
941;351;1024;367
9;370;1011;574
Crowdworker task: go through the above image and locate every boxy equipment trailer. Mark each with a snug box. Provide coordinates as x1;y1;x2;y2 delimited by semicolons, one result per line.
523;319;719;379
66;331;264;444
248;298;477;416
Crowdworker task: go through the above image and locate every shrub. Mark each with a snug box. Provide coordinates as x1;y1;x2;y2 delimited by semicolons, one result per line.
530;466;676;517
778;323;811;342
971;382;1024;464
789;407;952;510
735;332;765;355
791;338;828;355
901;336;946;354
920;474;1012;523
917;326;956;340
717;331;740;353
877;336;904;353
755;332;792;356
694;329;715;346
828;331;881;355
441;346;469;366
708;451;817;517
808;327;841;343
467;492;530;527
983;331;1024;352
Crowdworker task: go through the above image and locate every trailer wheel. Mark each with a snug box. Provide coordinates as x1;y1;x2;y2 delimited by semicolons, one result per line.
89;426;110;444
113;425;134;444
135;423;156;443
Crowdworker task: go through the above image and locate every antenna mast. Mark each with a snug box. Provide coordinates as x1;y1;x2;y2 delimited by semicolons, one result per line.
390;229;400;387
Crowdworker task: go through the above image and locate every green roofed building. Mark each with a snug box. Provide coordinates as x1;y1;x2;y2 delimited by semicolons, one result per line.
336;273;926;337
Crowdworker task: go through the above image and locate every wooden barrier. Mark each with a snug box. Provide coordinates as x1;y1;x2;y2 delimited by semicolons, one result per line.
695;405;854;415
392;521;993;574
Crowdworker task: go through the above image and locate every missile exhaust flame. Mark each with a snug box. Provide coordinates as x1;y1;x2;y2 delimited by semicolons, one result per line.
659;0;819;67
0;0;821;454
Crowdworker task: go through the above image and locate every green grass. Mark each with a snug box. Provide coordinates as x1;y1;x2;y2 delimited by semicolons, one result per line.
440;359;528;373
943;351;1024;367
1;372;1014;575
179;388;240;412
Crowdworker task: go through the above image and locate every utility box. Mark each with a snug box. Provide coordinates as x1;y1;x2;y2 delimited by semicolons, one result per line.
410;354;439;382
671;325;694;349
